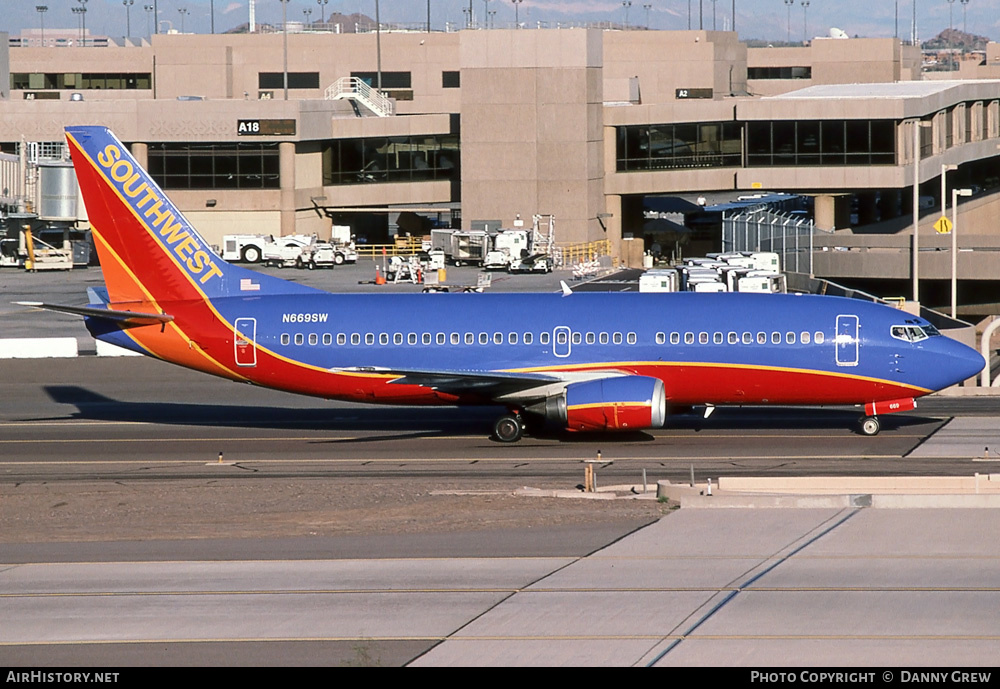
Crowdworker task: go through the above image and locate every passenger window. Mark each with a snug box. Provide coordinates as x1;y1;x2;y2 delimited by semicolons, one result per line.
379;333;389;345
613;332;623;345
757;332;767;344
699;332;708;345
407;333;417;345
466;333;475;345
713;332;723;344
771;332;781;344
436;333;445;345
556;331;567;345
295;334;304;345
742;332;752;344
572;332;582;345
656;332;666;345
541;332;550;345
586;332;595;344
509;332;518;344
670;332;680;345
478;332;488;345
786;332;795;344
423;333;432;345
728;332;738;344
814;331;825;344
281;334;290;345
451;333;460;345
801;331;811;344
524;332;533;345
393;333;403;345
684;332;694;345
627;333;637;345
337;334;346;345
351;333;360;345
495;332;504;344
365;333;375;345
322;334;332;346
309;333;318;346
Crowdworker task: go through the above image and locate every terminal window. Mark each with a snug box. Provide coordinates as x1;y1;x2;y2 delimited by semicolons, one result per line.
322;134;460;186
746;119;896;166
10;72;151;90
147;143;280;190
747;66;811;80
258;72;320;89
616;122;742;172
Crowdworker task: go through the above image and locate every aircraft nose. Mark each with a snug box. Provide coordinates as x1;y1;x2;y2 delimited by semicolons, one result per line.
946;339;986;386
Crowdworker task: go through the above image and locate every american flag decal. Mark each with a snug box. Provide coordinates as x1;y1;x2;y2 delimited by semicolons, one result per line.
240;278;261;291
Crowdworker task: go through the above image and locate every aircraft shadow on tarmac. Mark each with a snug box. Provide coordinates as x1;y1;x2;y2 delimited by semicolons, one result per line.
40;385;938;442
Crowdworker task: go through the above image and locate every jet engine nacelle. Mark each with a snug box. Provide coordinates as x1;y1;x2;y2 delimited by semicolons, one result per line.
528;376;667;432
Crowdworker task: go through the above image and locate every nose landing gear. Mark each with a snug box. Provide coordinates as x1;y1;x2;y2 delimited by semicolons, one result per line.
859;415;881;436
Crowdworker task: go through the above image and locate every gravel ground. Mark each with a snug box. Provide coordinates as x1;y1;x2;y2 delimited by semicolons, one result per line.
0;477;670;544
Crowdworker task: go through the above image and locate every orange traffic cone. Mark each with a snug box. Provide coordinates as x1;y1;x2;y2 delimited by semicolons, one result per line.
375;266;386;285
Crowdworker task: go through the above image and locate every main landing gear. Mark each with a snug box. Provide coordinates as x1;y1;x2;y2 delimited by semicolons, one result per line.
492;413;525;443
858;415;881;436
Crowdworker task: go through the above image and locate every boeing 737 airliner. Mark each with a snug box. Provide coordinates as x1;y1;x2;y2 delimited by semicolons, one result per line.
23;126;986;441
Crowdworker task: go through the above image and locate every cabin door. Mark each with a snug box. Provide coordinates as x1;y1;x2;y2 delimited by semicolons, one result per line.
234;317;257;367
835;314;859;367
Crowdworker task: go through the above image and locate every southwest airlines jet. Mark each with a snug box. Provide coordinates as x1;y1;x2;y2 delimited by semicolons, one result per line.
25;126;985;442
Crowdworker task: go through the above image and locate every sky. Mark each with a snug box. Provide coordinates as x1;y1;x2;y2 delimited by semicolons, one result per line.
5;0;999;43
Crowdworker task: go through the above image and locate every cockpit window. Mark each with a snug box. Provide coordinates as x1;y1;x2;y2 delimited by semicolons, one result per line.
891;325;931;342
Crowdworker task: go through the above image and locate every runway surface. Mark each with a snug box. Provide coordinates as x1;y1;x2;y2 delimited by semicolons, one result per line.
3;345;1000;665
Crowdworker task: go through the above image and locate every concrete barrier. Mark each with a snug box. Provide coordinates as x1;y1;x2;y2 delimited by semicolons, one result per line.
96;340;143;357
0;338;78;359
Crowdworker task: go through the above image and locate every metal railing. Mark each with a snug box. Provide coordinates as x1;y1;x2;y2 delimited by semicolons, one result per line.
555;239;612;268
355;238;424;259
722;206;817;275
325;77;395;117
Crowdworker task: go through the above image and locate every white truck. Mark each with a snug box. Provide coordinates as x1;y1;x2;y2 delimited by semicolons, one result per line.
328;225;359;265
484;230;529;271
262;234;315;268
222;234;272;263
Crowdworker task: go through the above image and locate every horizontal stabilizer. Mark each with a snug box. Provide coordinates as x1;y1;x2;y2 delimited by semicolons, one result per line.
16;301;174;328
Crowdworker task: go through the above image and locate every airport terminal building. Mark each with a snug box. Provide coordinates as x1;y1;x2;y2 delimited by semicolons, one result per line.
1;26;999;286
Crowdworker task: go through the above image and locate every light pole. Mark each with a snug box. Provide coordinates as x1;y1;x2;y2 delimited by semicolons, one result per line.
143;4;153;37
940;163;957;233
894;0;898;38
784;0;793;42
711;0;716;30
643;4;651;29
210;0;215;33
911;119;932;303
35;5;47;47
317;0;328;25
72;6;85;46
512;0;522;27
375;0;382;91
961;0;970;33
800;0;809;43
123;0;134;37
177;7;188;33
948;0;956;70
950;187;972;317
279;0;289;100
622;0;631;27
77;0;88;47
303;8;312;26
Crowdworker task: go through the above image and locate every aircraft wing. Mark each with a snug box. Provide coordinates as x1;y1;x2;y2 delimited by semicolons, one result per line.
16;302;174;328
339;366;626;400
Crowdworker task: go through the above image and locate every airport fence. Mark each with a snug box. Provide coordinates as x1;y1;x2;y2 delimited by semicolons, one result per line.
355;238;424;259
555;239;612;268
721;207;819;274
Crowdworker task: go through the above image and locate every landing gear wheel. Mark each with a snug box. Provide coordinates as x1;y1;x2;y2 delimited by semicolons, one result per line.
859;416;880;436
493;414;524;443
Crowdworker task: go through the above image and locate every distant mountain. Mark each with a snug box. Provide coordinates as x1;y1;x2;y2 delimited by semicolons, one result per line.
922;28;989;51
225;13;375;35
